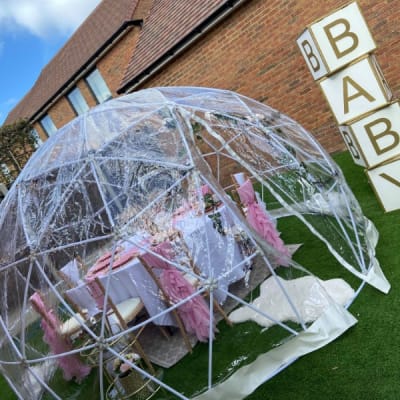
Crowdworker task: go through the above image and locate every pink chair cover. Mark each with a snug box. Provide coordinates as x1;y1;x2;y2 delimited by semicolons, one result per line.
141;241;175;270
85;277;106;310
237;179;290;266
160;269;212;342
143;240;214;342
29;292;91;382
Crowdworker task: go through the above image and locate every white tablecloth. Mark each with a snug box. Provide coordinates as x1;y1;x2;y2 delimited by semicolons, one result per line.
68;206;245;326
67;258;175;326
96;258;175;326
174;206;245;303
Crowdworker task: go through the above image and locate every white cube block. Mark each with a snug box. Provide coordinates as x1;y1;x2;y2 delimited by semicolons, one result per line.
366;158;400;212
343;102;400;168
319;56;391;125
297;28;328;80
297;1;376;79
338;125;366;167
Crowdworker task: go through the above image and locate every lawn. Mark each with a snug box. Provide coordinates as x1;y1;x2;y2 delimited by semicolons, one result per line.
249;151;400;400
2;151;399;399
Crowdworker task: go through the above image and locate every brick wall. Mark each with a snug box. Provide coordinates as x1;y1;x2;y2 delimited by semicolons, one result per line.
135;0;400;155
97;27;141;97
32;0;400;158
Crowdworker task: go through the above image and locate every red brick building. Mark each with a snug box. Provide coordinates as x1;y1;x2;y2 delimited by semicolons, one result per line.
5;0;400;156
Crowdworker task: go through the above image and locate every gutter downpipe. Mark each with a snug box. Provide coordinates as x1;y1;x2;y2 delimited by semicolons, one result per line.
122;0;248;94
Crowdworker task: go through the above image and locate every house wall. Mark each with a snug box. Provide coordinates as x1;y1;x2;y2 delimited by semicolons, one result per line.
134;0;400;155
32;26;141;139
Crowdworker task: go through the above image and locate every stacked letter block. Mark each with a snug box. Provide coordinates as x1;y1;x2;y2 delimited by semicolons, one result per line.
297;2;400;211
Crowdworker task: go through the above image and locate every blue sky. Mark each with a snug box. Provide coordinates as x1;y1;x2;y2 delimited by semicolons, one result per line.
0;0;101;125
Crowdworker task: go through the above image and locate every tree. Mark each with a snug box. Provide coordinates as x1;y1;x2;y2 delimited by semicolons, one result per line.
0;119;38;186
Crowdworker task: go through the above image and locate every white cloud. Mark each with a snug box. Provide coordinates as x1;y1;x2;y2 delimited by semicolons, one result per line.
0;0;101;39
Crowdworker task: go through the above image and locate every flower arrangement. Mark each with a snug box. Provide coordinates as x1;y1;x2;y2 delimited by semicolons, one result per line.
201;185;225;235
113;352;141;377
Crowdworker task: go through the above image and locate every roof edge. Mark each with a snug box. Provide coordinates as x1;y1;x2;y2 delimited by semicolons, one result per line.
29;20;143;124
117;0;248;94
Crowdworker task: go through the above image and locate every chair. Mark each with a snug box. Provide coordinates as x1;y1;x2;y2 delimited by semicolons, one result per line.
138;253;194;353
232;172;248;186
139;233;232;345
29;291;92;381
61;283;112;338
93;277;155;375
176;235;233;328
64;284;101;321
233;174;290;266
105;327;161;400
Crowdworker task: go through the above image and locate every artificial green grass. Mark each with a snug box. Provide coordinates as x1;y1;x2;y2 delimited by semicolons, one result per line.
248;151;400;400
2;151;400;399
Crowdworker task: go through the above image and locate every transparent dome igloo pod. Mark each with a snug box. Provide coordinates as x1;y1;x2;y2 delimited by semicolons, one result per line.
0;87;389;400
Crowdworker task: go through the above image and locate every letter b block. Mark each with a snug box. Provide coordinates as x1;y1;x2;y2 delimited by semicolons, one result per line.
338;125;366;167
341;102;400;168
297;1;376;80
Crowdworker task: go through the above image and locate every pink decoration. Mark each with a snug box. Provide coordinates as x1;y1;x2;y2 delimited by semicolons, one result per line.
87;246;139;278
143;240;214;341
201;184;212;196
85;277;106;310
160;269;213;342
29;292;91;382
142;241;175;270
237;179;290;266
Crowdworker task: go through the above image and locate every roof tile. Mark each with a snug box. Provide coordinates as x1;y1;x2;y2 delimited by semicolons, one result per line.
119;0;229;90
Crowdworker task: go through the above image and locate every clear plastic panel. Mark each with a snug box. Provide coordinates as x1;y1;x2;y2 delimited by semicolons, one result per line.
0;87;385;399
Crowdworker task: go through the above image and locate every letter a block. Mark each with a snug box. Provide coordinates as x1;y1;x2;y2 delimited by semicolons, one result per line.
342;102;400;168
319;56;392;125
366;158;400;212
297;1;376;80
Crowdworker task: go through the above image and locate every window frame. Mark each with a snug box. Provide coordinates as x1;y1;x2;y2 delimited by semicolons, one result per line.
39;114;57;137
85;68;112;104
67;87;90;116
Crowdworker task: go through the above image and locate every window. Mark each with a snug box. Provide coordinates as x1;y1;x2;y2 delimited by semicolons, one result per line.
67;87;89;115
86;69;112;104
31;128;43;148
40;115;57;137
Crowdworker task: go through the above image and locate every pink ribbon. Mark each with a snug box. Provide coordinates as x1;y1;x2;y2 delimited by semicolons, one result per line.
30;292;91;382
237;179;290;266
